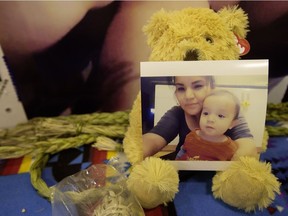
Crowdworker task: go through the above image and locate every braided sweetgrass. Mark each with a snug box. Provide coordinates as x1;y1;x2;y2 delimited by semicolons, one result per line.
0;103;287;200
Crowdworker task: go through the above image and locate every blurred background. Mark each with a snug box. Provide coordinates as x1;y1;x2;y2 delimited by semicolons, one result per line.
0;1;287;127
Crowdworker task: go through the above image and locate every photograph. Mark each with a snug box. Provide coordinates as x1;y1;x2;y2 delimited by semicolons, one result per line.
0;1;287;215
141;60;268;170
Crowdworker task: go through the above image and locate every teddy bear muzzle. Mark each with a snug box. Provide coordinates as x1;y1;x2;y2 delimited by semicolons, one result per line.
184;49;199;61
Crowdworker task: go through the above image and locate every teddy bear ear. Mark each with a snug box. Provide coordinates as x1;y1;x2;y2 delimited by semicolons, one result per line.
142;9;170;48
217;5;249;39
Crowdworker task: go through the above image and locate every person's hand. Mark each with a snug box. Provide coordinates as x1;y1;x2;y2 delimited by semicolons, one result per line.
232;137;258;160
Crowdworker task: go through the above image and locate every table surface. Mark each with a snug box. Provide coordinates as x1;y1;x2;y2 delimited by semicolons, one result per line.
1;136;288;216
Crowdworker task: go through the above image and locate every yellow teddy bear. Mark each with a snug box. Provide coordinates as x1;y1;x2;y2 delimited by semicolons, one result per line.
123;6;280;212
0;5;281;215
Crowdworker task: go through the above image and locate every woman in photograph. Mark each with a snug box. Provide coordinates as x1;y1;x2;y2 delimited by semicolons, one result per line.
143;76;257;160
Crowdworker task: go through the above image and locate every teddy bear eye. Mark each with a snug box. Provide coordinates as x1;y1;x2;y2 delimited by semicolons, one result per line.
205;36;214;44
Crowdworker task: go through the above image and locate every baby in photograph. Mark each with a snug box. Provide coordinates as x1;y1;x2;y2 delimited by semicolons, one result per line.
176;89;240;161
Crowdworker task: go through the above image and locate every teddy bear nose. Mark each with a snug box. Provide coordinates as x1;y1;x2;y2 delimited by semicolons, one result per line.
184;50;199;61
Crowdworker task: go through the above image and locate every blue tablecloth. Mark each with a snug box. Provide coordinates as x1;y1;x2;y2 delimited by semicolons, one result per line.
174;137;288;216
0;137;287;216
0;173;51;216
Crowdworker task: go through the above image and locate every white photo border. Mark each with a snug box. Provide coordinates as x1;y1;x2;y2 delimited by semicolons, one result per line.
140;60;269;171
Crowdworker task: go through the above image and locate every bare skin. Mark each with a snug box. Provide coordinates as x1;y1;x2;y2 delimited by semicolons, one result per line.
98;1;209;110
0;1;209;114
143;76;258;159
0;1;112;56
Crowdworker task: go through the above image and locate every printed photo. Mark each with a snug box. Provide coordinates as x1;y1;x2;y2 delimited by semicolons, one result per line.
141;60;268;170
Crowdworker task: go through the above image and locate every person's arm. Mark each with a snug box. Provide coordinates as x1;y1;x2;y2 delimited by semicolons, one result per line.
143;133;167;158
226;114;258;160
0;1;113;55
142;106;184;158
231;137;258;160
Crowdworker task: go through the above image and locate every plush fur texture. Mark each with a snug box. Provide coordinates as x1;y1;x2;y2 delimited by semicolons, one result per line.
212;157;280;212
123;93;143;165
123;5;280;212
127;157;179;209
143;6;248;61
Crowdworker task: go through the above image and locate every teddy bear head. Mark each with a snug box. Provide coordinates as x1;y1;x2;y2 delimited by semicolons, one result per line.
143;6;249;61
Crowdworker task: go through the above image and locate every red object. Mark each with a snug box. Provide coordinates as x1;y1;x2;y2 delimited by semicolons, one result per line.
234;33;250;56
145;205;168;216
0;157;23;175
90;148;108;164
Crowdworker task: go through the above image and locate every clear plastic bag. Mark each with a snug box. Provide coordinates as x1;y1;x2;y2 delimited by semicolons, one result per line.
51;164;144;216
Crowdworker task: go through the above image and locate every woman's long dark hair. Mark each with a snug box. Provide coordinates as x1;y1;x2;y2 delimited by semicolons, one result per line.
170;76;216;89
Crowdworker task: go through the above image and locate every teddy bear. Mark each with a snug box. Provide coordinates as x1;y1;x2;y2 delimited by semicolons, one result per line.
0;4;280;215
123;5;280;213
